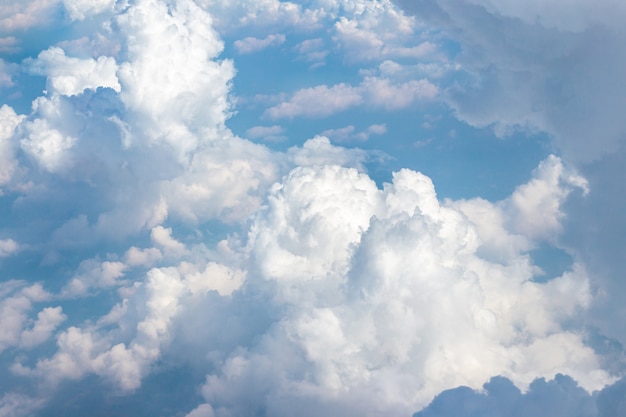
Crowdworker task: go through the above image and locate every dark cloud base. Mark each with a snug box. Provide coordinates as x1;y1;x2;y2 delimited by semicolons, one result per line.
415;374;626;417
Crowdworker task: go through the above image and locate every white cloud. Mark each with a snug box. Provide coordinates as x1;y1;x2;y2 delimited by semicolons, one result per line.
124;246;163;268
452;155;588;261
0;295;31;353
62;259;128;297
162;138;279;223
294;38;328;64
321;123;387;142
181;261;246;296
28;47;121;96
0;393;44;417
234;33;285;54
246;125;286;142
116;0;235;157
20;266;186;390
62;0;116;21
361;76;438;109
151;226;187;257
0;58;16;83
0;0;58;32
19;306;67;349
185;403;215;417
20;118;76;172
264;76;437;119
333;14;433;62
0;283;52;353
0;239;19;258
171;158;609;416
264;83;363;119
287;136;370;170
0;105;24;189
194;0;325;33
505;155;588;240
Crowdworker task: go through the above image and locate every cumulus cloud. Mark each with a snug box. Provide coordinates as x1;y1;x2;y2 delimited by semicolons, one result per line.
234;33;285;54
20;118;77;172
0;282;52;353
27;47;121;96
19;306;67;349
62;259;128;297
180;157;607;416
116;0;236;156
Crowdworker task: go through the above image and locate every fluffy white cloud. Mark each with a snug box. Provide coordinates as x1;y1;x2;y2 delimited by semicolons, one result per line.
234;33;285;54
183;157;607;416
0;282;52;353
151;226;187;257
117;0;235;157
19;306;67;348
162;138;279;223
20;118;77;172
28;47;121;96
62;259;128;297
505;155;588;240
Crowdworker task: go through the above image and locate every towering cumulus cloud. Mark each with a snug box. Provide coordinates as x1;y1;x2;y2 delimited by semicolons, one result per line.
0;0;624;416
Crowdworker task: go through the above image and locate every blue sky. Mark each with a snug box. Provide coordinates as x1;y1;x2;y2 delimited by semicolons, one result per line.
0;0;625;416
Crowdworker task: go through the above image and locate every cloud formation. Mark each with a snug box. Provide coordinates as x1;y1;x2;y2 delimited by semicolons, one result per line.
394;0;626;162
0;1;622;416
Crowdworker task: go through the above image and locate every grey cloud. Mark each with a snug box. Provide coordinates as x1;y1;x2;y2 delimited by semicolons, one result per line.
394;0;626;163
414;373;626;417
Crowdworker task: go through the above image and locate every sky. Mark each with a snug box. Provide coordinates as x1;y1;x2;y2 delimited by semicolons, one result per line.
0;0;625;416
